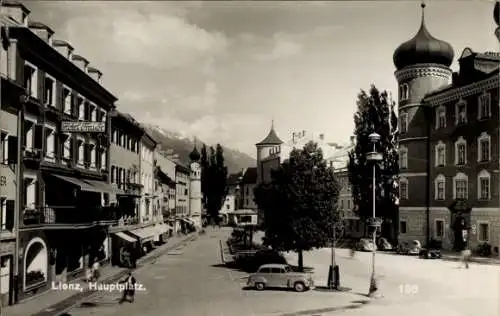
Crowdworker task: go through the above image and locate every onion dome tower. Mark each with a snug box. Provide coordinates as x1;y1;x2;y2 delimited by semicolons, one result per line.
189;138;202;229
256;120;283;184
189;144;200;162
393;2;454;231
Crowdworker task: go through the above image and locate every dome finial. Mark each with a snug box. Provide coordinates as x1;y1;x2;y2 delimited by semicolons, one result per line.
271;119;274;129
420;1;426;25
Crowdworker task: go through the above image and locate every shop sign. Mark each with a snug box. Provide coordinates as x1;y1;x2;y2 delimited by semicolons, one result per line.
61;121;105;133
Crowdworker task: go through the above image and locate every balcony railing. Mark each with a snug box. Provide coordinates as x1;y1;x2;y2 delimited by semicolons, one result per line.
22;206;118;228
110;216;140;227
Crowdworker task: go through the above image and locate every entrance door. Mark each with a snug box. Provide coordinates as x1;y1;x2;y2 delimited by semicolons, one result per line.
0;256;11;306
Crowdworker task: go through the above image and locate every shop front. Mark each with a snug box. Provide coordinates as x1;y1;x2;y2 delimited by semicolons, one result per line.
126;225;156;254
111;231;138;267
0;241;15;306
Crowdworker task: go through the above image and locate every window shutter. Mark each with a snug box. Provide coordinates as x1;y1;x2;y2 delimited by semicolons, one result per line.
5;200;14;230
34;124;44;150
7;136;17;163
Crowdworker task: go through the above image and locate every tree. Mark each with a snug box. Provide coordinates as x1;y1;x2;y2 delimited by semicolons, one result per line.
347;85;399;239
204;145;228;223
200;144;209;208
254;141;341;271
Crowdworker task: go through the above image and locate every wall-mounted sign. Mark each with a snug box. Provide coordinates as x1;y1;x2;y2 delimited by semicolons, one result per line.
61;121;105;133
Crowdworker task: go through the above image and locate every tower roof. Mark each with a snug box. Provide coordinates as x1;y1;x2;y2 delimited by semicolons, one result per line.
494;1;499;27
393;2;454;70
256;121;283;146
189;144;200;162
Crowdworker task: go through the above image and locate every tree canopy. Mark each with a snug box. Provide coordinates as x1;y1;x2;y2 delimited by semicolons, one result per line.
201;144;228;223
347;85;399;230
254;141;341;270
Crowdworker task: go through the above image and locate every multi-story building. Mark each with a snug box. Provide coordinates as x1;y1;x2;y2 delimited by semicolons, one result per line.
155;149;176;218
395;2;500;254
1;2;119;302
220;172;242;225
139;131;156;224
0;3;27;306
241;167;257;209
175;163;190;231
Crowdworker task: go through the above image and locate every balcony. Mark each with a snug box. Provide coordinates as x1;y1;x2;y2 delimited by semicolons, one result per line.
21;206;118;230
124;182;142;196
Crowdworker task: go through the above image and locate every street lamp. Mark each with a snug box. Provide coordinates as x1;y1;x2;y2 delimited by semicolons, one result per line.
366;132;383;297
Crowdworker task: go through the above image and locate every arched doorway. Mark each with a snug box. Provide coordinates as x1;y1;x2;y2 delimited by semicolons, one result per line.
449;199;471;251
23;237;48;290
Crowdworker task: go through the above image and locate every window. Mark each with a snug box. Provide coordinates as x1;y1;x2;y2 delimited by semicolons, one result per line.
77;139;84;166
0;42;8;76
184;188;188;196
23;120;34;152
399;220;407;234
90;143;96;169
44;76;56;107
340;200;344;209
63;88;72;114
435;220;444;238
0;132;8;164
111;166;115;183
477;170;490;200
101;151;106;170
478;132;490;162
399;146;408;169
23;63;37;98
478;222;489;242
453;137;467;166
0;198;14;231
400;112;408;133
435;142;446;167
78;98;85;120
478;93;491;120
45;127;55;160
455;100;467;125
434;175;445;200
453;173;468;199
400;83;409;101
23;177;36;209
101;112;107;123
62;134;71;162
399;178;408;200
347;200;351;209
436;107;446;129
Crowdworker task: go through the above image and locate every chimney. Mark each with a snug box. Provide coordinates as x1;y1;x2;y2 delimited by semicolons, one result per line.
52;39;74;59
71;54;89;72
2;1;30;26
87;66;102;84
27;21;54;43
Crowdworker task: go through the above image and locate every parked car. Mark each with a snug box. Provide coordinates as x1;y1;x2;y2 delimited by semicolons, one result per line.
396;240;422;255
377;237;393;251
247;264;314;292
419;248;442;259
356;238;377;252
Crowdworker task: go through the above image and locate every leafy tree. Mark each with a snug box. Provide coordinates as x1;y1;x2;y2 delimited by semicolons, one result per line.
200;144;209;208
254;141;341;271
205;145;228;223
347;85;399;239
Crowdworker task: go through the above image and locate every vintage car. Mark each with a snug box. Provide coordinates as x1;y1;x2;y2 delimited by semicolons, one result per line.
247;264;314;292
418;248;442;259
356;238;377;252
396;240;422;255
377;237;393;251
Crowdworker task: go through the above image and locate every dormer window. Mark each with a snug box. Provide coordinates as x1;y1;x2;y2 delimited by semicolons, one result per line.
436;107;446;129
478;92;491;120
455;100;467;125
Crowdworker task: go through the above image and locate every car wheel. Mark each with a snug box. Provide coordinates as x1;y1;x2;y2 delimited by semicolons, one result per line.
255;282;265;291
294;282;306;292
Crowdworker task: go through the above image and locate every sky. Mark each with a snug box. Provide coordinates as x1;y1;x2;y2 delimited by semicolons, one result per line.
23;0;499;157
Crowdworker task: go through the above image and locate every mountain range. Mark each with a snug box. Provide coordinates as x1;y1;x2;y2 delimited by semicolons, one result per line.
144;125;256;174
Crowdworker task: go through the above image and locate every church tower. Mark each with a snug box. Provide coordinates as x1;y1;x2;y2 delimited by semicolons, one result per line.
256;120;283;184
189;142;202;229
393;2;454;231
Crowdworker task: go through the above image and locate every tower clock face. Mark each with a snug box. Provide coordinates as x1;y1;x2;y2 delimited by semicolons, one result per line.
191;163;200;172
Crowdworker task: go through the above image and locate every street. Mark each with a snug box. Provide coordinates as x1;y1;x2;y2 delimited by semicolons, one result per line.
63;229;499;316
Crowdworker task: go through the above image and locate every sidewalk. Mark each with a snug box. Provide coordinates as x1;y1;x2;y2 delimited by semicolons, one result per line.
441;252;500;265
4;232;198;316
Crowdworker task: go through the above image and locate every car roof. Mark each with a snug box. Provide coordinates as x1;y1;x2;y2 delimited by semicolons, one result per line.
259;264;287;269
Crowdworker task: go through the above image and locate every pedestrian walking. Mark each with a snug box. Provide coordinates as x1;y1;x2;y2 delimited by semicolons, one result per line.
119;272;137;303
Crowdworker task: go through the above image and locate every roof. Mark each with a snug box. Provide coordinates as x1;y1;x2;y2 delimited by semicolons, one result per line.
241;167;257;184
227;172;243;185
256;126;283;146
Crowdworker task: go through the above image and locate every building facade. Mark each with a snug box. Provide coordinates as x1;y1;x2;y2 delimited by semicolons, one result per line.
2;2;120;303
395;2;500;254
155;150;176;218
175;163;190;230
241;167;257;210
139;132;156;224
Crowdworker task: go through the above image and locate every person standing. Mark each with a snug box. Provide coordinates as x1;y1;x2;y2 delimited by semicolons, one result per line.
92;259;101;281
119;272;137;303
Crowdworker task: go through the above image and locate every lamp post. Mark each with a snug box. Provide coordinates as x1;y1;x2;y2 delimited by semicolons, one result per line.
367;132;383;297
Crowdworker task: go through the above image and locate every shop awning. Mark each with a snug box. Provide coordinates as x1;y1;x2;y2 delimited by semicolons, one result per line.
114;232;137;243
84;179;115;194
129;226;156;243
52;174;101;193
154;223;171;235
